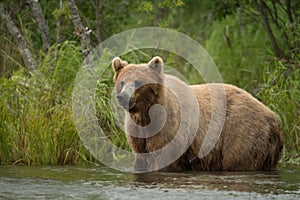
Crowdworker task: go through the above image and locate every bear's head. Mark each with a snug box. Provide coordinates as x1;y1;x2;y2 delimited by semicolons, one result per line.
112;56;164;113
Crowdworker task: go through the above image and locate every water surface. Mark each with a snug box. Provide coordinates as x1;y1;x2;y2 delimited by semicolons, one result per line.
0;164;299;199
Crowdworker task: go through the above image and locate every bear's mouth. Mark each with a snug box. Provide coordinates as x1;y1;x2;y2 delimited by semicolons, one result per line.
119;98;136;111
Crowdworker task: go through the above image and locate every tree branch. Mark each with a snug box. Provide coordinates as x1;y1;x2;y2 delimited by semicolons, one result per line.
68;0;92;57
270;0;280;29
28;0;50;53
0;3;37;71
267;0;290;49
253;0;283;59
286;0;294;24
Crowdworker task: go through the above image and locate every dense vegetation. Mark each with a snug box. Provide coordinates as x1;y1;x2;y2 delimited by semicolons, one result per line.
0;0;299;165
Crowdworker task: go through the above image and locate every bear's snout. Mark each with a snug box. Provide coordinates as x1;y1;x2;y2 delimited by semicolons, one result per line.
117;93;136;110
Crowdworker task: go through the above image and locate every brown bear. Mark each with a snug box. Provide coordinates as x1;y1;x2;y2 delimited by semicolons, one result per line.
112;56;283;172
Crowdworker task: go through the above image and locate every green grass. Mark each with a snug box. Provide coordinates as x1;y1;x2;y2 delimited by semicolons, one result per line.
0;11;299;165
95;78;129;150
0;42;92;164
257;60;300;164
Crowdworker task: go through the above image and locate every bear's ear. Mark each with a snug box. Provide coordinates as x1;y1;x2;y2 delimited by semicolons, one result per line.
148;56;163;73
112;57;128;81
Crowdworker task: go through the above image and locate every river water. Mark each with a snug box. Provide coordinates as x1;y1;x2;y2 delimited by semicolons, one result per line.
0;164;299;199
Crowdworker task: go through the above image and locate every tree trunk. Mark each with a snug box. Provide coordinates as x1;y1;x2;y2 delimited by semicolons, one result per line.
68;0;92;57
28;0;50;53
0;3;38;71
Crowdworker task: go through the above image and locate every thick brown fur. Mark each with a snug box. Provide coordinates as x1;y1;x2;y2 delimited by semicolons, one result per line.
112;56;283;172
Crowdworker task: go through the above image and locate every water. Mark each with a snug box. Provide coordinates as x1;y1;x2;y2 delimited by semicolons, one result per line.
0;164;299;199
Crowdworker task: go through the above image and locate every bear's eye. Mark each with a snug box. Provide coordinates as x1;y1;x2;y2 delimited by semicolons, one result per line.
116;80;125;92
134;80;142;88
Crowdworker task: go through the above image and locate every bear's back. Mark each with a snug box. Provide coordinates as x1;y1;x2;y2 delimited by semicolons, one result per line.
190;83;283;170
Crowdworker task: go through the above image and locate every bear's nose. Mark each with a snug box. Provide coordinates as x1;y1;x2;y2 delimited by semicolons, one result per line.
117;93;126;102
117;93;135;110
117;93;129;106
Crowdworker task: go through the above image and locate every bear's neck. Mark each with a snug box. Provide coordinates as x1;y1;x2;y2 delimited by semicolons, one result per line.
129;88;166;127
129;110;151;127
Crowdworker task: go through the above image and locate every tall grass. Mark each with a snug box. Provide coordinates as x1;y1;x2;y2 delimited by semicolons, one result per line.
203;14;299;163
203;15;270;90
95;77;129;150
257;59;300;164
0;11;299;165
0;41;91;164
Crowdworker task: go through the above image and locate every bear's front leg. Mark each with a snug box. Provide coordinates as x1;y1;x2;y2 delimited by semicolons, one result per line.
134;154;148;172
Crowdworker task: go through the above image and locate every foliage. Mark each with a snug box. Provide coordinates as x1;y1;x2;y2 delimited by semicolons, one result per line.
204;14;269;89
213;0;249;19
257;59;300;164
0;42;91;164
0;0;299;165
95;76;129;150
